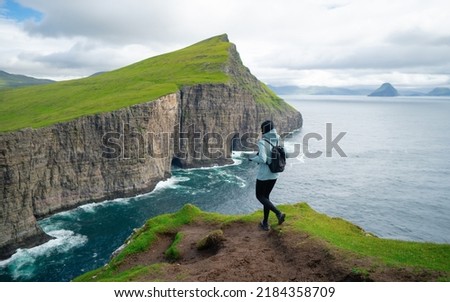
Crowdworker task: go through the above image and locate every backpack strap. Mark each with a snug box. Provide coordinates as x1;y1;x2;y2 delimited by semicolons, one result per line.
262;138;277;165
263;138;278;147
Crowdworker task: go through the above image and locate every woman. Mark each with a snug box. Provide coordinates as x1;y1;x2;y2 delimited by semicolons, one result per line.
249;120;286;231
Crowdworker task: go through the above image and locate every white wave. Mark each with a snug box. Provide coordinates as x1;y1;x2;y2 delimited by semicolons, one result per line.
150;176;190;193
212;169;247;188
185;164;227;171
0;229;88;280
79;202;102;213
232;150;257;166
48;196;131;220
231;158;242;166
182;153;246;172
79;197;130;213
234;175;247;188
231;151;255;157
39;220;67;233
42;176;191;222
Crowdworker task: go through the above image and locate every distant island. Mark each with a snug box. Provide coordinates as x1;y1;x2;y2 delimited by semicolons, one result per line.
427;87;450;96
269;84;450;97
3;69;450;97
368;83;399;97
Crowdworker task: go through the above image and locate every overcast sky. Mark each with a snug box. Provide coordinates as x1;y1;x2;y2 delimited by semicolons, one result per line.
1;0;449;88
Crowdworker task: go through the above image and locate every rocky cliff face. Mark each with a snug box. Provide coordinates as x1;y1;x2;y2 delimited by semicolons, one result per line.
0;88;301;259
0;95;179;259
176;84;301;168
173;41;302;168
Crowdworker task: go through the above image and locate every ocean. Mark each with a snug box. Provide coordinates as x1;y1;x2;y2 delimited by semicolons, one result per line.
1;95;449;281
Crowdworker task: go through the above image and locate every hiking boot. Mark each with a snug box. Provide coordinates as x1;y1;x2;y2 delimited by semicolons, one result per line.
259;221;270;231
277;213;286;225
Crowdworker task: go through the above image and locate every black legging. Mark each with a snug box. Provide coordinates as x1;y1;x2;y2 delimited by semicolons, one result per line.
256;179;281;224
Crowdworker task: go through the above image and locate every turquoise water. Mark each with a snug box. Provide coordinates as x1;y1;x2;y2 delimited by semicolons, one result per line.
1;95;449;281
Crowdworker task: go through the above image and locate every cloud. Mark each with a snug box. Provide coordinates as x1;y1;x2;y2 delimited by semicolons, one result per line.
19;0;235;45
387;28;450;48
276;44;450;71
1;0;449;87
32;41;151;72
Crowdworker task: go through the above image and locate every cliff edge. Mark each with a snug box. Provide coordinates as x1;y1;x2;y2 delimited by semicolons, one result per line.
0;34;302;259
74;203;450;282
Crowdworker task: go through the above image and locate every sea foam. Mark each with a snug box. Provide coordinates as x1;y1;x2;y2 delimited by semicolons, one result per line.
0;229;88;280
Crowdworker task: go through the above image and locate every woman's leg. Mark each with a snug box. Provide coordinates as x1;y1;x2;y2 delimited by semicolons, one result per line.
256;179;281;224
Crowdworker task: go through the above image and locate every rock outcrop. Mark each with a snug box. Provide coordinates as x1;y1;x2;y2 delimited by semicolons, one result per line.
368;83;399;97
0;35;302;259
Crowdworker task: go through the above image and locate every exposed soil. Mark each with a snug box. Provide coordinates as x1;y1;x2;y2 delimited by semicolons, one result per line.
117;221;444;282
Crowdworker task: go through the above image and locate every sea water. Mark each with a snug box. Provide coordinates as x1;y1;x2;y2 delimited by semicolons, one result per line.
1;95;449;281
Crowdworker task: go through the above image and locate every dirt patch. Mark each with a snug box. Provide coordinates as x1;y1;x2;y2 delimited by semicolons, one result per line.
117;221;444;281
118;234;173;273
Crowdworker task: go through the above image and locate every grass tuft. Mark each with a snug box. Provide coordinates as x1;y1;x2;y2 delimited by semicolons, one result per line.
165;232;184;261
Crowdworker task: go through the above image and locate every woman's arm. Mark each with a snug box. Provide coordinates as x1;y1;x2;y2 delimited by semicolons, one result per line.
249;140;267;164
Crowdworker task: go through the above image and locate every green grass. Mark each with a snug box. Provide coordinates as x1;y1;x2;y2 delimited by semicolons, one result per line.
0;34;290;132
74;203;450;281
75;263;166;282
111;204;203;265
164;232;184;261
278;203;450;272
73;204;237;282
0;35;231;132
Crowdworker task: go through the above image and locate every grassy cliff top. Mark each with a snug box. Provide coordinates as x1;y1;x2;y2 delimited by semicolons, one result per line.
0;34;289;133
74;203;450;282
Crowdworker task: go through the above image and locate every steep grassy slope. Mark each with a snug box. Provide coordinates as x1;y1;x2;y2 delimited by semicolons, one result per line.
0;34;289;132
74;203;450;282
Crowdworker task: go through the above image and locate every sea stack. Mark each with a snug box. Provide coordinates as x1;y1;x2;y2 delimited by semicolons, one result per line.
368;83;399;97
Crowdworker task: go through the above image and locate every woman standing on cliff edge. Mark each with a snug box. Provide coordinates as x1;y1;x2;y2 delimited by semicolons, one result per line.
249;120;286;231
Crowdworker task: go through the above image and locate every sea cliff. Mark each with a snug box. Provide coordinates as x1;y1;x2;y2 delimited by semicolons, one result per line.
0;35;302;259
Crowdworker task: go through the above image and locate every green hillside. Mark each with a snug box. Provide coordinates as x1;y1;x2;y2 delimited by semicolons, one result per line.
0;70;54;89
0;35;228;132
0;34;287;133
